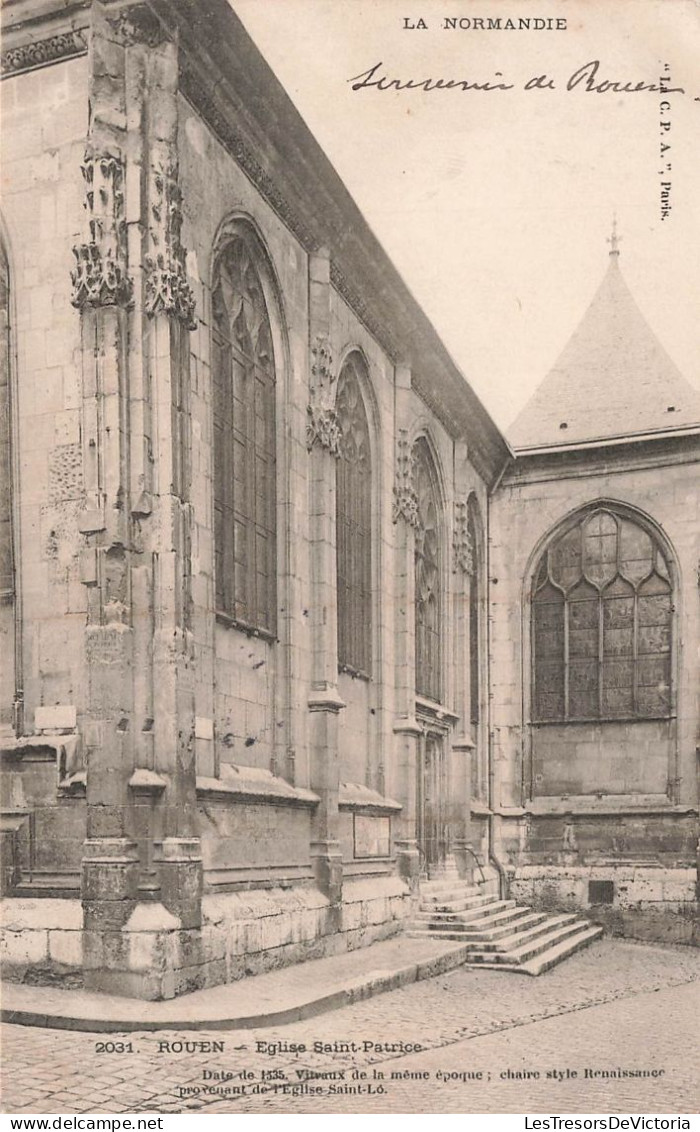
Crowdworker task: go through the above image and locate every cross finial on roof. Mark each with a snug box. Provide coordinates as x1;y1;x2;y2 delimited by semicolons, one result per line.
607;214;622;257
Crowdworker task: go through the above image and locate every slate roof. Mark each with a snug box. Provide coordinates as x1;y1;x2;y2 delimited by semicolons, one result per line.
509;253;700;450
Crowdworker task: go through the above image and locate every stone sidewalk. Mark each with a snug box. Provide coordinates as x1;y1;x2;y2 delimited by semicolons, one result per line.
2;938;698;1114
1;934;479;1031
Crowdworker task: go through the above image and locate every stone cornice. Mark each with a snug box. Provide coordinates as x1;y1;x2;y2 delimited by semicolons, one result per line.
196;772;319;809
0;0;90;76
338;781;402;814
1;26;88;76
522;799;697;818
330;263;399;363
502;431;700;488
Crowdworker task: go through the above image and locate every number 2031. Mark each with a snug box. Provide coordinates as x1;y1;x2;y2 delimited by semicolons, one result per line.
95;1042;135;1053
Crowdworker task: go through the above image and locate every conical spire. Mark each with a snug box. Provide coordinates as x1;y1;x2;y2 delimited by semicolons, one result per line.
509;232;700;450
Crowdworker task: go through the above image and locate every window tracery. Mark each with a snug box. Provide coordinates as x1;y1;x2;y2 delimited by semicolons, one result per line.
532;508;673;722
336;355;372;675
212;233;277;635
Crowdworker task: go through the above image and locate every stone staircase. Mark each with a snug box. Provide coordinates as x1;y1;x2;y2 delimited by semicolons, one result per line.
408;876;603;975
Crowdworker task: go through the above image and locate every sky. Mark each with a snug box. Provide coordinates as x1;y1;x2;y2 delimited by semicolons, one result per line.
230;0;700;431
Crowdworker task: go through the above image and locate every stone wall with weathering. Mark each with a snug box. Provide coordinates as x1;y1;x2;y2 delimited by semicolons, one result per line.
176;90;316;889
174;69;495;896
0;52;90;895
0;0;506;997
489;439;700;942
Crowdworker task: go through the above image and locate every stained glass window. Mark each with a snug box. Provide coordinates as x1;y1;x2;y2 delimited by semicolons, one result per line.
212;234;277;635
336;355;372;675
414;438;441;701
532;509;672;721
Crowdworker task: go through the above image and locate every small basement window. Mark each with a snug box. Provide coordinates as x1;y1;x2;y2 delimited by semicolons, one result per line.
588;879;614;905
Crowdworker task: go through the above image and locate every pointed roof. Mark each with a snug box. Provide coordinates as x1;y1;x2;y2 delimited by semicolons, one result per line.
509;249;700;451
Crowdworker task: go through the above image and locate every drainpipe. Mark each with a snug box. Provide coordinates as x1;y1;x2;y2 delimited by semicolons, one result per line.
486;457;511;901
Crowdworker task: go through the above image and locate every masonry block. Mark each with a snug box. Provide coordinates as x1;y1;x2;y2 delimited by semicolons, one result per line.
48;928;82;967
0;928;49;967
35;704;76;732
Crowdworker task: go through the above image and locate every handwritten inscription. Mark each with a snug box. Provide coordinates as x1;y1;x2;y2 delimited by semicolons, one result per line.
349;59;689;99
350;61;514;92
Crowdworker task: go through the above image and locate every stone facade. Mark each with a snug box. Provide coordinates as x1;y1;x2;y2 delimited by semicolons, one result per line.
0;0;506;998
0;0;697;1000
490;441;700;946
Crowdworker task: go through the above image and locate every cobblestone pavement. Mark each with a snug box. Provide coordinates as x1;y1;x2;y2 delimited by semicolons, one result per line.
2;939;698;1115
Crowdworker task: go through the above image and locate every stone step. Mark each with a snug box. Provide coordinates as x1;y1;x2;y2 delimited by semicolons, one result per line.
408;929;478;942
409;886;602;976
459;903;533;927
408;920;601;968
464;914;579;953
406;913;544;939
420;894;510;914
519;925;604;976
415;898;509;918
413;903;528;929
439;900;520;923
466;919;589;965
457;925;604;976
407;908;546;941
419;889;494;908
435;912;552;943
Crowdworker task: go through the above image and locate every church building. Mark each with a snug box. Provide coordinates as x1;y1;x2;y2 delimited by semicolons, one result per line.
0;0;697;1000
490;228;700;945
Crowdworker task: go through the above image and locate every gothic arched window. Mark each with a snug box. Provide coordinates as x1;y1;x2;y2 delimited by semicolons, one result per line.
336;355;372;676
532;508;673;722
212;234;277;635
414;438;441;701
0;240;15;730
